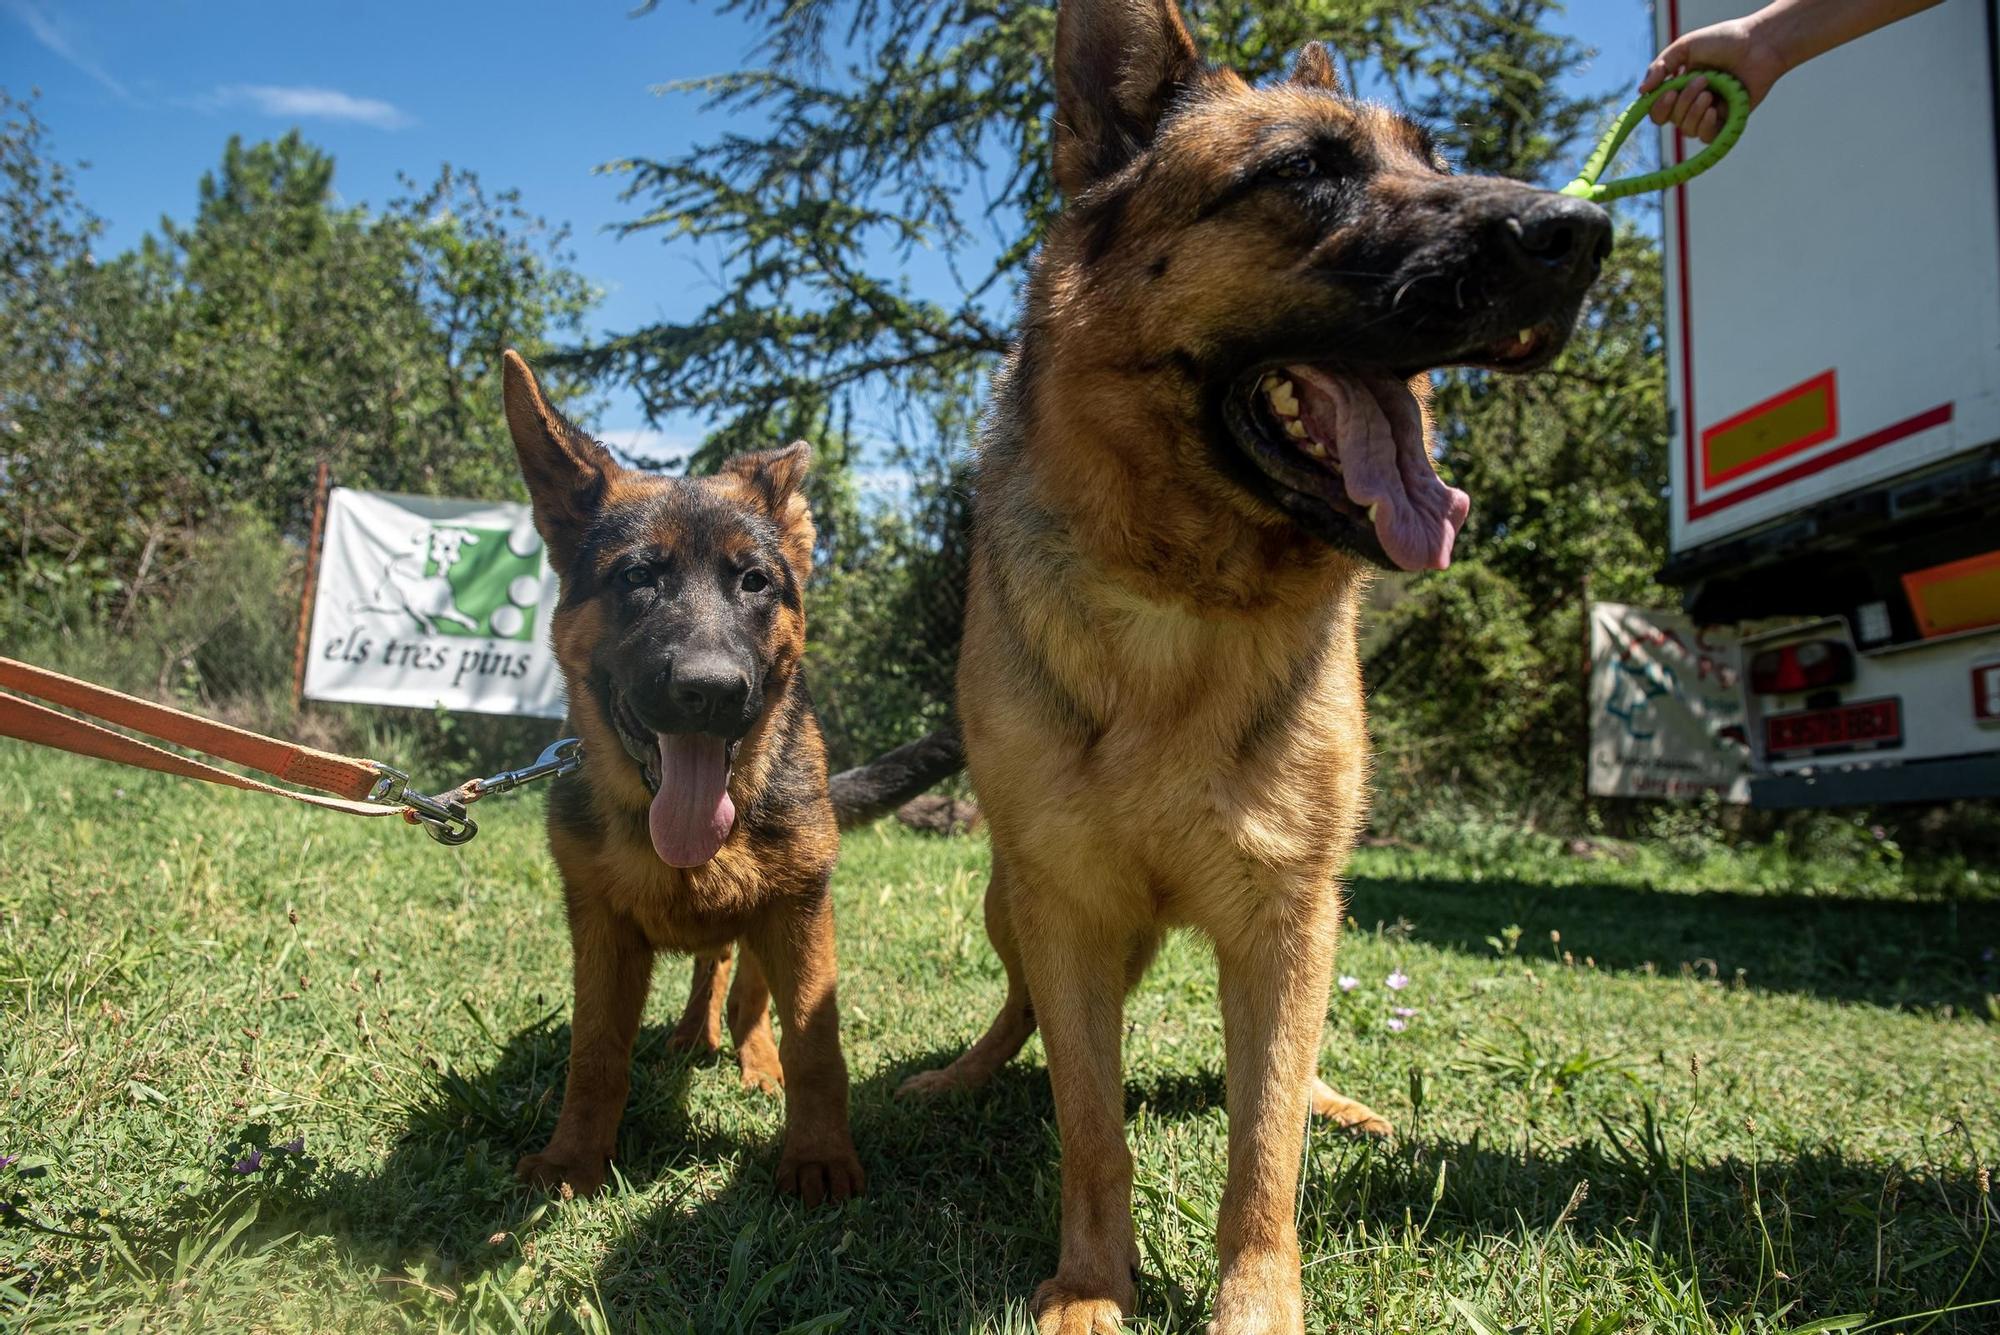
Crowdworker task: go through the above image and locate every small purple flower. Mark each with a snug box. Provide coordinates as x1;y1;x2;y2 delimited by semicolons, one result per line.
1337;975;1359;993
1386;1017;1408;1033
277;1136;305;1155
1392;1007;1417;1019
1385;969;1410;992
0;1155;16;1171
231;1150;263;1175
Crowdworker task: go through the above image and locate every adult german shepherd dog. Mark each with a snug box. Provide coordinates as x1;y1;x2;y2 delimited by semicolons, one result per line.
897;2;1609;1330
500;351;863;1207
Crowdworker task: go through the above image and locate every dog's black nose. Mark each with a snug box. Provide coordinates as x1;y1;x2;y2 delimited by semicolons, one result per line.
1499;196;1612;284
667;655;751;723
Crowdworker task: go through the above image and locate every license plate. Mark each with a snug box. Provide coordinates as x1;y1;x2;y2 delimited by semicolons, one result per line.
1764;697;1902;759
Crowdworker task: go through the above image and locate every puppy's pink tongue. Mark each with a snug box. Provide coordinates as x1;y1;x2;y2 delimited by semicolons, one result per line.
1286;365;1471;571
649;734;735;868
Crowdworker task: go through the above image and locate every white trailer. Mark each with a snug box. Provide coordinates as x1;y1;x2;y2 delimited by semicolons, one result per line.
1658;0;2000;805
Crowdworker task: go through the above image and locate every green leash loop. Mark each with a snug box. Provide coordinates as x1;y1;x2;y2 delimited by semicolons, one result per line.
1560;70;1750;202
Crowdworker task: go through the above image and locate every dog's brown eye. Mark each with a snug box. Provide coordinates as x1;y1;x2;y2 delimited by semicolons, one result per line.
741;570;770;594
620;566;651;589
1269;153;1316;181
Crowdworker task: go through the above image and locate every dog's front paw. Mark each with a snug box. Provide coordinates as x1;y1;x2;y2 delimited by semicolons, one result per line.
775;1133;864;1207
1033;1281;1127;1334
514;1148;608;1198
1209;1247;1304;1335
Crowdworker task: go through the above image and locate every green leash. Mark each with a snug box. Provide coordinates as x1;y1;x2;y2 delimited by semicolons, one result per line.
1560;70;1750;202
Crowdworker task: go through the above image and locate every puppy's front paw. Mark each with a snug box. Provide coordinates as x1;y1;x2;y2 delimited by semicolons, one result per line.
775;1133;864;1207
514;1148;608;1199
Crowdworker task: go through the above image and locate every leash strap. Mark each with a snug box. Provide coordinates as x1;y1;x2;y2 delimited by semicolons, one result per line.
0;656;396;816
1560;70;1750;204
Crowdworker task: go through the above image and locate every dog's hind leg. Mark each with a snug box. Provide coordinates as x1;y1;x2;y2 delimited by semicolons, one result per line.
897;854;1037;1098
1308;1075;1392;1135
666;949;731;1056
725;944;785;1095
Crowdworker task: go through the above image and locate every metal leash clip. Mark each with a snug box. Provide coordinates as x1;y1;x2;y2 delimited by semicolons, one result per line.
368;738;583;847
468;737;585;798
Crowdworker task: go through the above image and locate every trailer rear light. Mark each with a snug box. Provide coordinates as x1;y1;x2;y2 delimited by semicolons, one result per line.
1749;640;1855;695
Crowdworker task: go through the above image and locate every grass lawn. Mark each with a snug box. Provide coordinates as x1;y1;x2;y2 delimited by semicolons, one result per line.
3;740;1997;1332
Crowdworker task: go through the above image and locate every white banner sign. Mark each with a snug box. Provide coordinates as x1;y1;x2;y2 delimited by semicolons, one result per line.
1588;602;1750;803
301;488;567;719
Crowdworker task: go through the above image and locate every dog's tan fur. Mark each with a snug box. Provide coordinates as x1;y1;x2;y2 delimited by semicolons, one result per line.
890;5;1506;1332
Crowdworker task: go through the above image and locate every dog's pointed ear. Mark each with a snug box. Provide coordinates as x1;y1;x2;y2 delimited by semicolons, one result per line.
1289;41;1340;92
719;441;815;574
1053;0;1203;196
502;349;617;570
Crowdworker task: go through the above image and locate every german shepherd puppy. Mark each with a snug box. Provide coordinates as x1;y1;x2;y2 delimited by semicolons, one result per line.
898;3;1609;1330
500;350;863;1207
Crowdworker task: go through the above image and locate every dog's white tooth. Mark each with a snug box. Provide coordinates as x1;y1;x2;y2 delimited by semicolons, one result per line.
1270;384;1299;415
1305;439;1327;459
1367;502;1381;523
1285;419;1308;439
1518;328;1533;345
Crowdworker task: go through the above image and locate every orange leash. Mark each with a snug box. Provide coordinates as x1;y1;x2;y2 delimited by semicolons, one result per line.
0;656;581;844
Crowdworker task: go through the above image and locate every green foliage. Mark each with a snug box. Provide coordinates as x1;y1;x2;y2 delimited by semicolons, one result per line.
2;750;1995;1329
0;105;597;636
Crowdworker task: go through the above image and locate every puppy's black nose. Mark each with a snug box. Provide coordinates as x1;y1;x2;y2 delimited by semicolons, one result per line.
668;655;751;723
1500;196;1612;284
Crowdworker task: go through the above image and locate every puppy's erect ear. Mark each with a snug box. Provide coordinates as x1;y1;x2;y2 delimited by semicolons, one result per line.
502;349;618;571
718;441;815;576
1052;0;1202;196
1289;41;1340;92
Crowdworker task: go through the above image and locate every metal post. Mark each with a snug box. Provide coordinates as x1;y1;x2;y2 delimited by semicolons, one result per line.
291;460;331;714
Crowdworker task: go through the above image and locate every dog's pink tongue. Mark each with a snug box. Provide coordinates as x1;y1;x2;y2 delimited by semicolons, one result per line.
649;734;736;868
1286;365;1470;571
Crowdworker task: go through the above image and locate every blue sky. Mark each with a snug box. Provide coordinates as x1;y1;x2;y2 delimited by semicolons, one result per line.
4;0;1659;457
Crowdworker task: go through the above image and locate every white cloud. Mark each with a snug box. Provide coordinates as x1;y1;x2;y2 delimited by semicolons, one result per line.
5;0;131;101
209;84;413;130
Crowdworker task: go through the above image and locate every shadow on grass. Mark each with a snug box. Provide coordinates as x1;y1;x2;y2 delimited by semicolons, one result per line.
1348;872;2000;1013
87;860;2000;1328
115;1017;1996;1333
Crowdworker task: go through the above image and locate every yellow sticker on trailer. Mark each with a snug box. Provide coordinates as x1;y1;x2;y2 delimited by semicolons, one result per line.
1701;370;1839;487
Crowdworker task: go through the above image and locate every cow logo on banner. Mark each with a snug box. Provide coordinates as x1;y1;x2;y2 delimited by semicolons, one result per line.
302;488;567;718
1588;602;1750;803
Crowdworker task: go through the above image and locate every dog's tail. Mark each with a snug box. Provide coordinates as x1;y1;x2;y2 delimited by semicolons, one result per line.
828;724;964;830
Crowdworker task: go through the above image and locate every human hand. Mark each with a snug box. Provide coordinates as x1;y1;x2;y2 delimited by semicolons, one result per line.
1640;17;1788;142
